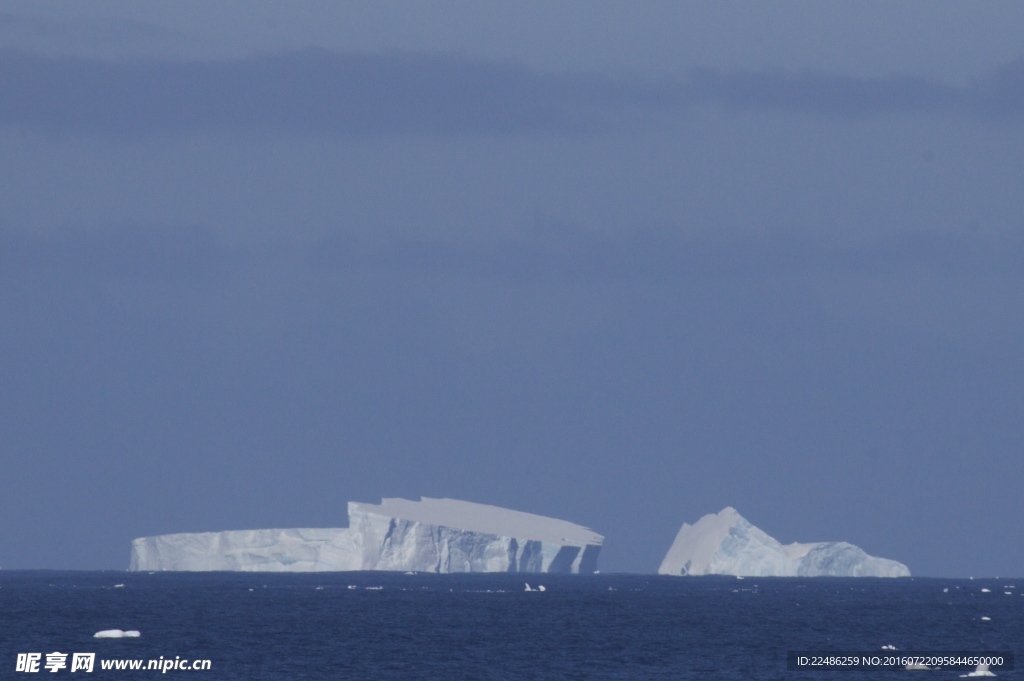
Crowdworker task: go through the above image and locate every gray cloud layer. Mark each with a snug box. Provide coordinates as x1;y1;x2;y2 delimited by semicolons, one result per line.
1;49;1022;134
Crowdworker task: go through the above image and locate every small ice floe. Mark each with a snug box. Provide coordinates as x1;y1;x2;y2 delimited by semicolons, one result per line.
113;584;125;588
94;630;140;639
881;645;897;650
1006;592;1013;596
315;586;324;591
607;586;616;591
905;662;931;670
960;663;996;677
365;586;383;590
979;616;991;621
347;585;357;590
537;585;546;592
944;588;949;593
736;575;744;580
404;571;416;575
524;583;534;592
981;588;991;593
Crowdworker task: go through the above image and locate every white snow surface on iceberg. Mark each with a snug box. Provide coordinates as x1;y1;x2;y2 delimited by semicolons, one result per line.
130;497;603;574
658;507;910;577
129;528;361;572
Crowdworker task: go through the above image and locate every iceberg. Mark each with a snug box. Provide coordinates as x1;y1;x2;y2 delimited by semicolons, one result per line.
128;528;361;572
658;507;910;577
129;497;603;574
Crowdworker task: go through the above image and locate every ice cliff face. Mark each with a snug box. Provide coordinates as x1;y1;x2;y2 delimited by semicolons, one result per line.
658;507;910;577
129;528;361;572
130;497;603;574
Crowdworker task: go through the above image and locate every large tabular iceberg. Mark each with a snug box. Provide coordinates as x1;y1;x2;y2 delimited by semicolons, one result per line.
658;507;909;577
129;497;603;574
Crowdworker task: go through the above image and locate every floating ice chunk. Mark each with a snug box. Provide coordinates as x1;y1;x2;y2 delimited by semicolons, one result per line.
537;585;546;592
905;662;931;670
960;663;996;677
980;616;991;621
113;584;124;588
981;588;991;593
94;630;139;638
944;588;949;592
881;645;897;650
1006;592;1013;595
524;583;534;592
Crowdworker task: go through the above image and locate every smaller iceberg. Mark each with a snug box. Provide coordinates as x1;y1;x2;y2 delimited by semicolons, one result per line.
658;507;910;577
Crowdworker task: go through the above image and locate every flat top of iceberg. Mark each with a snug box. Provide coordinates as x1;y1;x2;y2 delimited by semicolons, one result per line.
351;497;603;545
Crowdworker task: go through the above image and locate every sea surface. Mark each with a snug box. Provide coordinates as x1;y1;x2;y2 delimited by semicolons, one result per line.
0;571;1020;680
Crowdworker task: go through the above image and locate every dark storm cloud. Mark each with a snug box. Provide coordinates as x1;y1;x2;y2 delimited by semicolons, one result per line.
0;48;665;134
2;48;1022;135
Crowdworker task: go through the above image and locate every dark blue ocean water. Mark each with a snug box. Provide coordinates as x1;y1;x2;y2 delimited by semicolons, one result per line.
1;572;1020;680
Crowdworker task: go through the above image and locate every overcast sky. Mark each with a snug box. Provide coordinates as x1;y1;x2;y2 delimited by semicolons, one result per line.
1;1;1022;576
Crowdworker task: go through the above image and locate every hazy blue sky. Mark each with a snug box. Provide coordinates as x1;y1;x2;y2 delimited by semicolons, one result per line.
1;1;1022;576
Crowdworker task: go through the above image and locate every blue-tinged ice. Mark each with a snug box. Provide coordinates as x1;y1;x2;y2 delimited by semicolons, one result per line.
129;497;602;574
658;507;909;578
